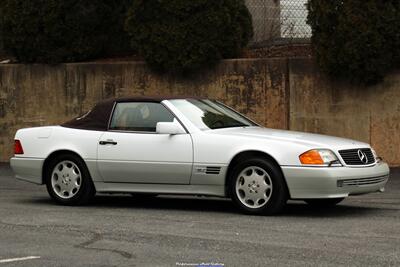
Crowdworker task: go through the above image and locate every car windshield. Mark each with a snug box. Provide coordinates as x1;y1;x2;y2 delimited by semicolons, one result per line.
169;99;257;130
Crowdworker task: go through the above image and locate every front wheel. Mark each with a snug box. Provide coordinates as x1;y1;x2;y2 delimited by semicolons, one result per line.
229;158;288;215
45;154;95;205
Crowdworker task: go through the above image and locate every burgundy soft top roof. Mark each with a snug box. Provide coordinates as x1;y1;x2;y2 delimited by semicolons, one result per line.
61;96;200;131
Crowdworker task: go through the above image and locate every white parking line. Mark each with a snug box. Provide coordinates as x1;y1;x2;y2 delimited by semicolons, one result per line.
0;256;40;264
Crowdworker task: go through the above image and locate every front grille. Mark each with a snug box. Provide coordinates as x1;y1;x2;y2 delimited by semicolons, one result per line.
339;148;375;165
337;175;388;187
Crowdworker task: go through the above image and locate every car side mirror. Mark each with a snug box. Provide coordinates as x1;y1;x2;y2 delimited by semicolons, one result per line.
156;120;186;135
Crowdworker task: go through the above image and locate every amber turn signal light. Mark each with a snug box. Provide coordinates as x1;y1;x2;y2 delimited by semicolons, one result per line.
299;150;324;165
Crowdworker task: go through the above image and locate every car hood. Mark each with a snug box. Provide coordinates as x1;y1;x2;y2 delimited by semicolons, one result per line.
209;126;369;150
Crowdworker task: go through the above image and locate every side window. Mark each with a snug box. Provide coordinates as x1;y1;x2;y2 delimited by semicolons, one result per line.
109;102;175;132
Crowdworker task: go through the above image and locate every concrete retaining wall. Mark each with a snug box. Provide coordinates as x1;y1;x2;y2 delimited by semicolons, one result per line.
289;59;400;166
1;58;399;165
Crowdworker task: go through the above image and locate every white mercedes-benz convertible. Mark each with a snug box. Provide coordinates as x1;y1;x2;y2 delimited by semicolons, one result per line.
11;97;390;214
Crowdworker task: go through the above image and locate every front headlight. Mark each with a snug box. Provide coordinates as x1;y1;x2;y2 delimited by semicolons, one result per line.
299;149;341;166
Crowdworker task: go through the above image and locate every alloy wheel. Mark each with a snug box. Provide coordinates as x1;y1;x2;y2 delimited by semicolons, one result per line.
235;166;273;209
51;160;82;199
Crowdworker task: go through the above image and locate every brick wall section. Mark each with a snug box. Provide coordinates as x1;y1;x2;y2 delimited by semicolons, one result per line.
1;58;399;165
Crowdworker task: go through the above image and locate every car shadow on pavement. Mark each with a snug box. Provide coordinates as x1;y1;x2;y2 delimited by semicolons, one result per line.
94;195;239;214
282;202;389;218
22;194;389;218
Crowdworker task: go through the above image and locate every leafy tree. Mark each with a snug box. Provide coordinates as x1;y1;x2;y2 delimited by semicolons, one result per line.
125;0;253;74
0;0;132;63
307;0;400;84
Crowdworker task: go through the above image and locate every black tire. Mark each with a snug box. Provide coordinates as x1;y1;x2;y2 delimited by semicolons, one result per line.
304;198;344;207
45;153;96;205
229;157;288;215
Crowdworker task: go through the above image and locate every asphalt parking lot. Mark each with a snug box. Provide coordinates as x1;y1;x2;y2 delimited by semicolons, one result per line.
0;163;399;267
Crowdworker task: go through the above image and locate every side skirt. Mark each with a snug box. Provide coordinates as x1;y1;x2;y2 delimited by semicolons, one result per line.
93;182;227;197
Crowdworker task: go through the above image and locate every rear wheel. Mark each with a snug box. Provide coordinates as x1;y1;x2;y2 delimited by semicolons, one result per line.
45;154;95;205
229;158;288;215
305;198;344;207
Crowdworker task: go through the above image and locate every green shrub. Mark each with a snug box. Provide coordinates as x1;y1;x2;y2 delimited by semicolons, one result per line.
125;0;253;74
307;0;400;84
0;0;132;63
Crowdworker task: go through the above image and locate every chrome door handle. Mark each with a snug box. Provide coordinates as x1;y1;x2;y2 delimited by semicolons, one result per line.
99;140;118;145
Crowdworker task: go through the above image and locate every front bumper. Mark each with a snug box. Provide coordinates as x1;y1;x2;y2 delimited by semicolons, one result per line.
10;157;44;185
282;162;390;199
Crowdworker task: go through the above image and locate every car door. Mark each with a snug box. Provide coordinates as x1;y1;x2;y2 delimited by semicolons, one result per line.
97;101;193;184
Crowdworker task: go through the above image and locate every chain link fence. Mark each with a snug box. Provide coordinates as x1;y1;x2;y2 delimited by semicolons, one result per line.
245;0;311;47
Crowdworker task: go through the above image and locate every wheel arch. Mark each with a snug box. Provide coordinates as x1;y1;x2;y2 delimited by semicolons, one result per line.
42;150;89;184
225;150;290;198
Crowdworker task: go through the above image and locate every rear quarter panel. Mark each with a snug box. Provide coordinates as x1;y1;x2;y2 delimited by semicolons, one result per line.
13;126;104;184
14;126;103;160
